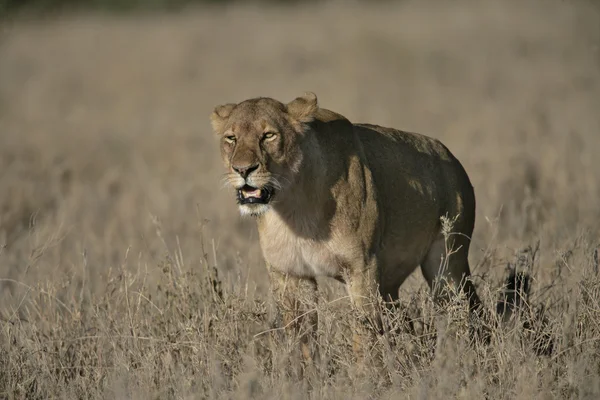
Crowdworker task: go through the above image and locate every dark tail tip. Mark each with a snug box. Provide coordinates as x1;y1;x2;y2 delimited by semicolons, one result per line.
496;268;531;319
496;263;554;356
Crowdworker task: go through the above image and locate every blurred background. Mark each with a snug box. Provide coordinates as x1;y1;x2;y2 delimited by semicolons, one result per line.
1;0;599;300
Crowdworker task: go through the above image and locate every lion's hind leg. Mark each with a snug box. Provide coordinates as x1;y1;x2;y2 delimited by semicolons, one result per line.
420;235;481;313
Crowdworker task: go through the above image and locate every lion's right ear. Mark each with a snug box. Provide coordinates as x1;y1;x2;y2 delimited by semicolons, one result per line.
210;103;236;133
286;92;318;123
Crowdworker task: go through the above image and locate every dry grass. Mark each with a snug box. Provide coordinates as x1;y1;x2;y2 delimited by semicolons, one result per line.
1;0;600;398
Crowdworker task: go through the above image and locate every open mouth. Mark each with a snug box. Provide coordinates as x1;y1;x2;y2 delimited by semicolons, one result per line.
236;184;274;205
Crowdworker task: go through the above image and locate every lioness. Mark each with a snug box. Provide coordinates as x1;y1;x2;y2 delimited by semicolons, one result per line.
211;92;482;362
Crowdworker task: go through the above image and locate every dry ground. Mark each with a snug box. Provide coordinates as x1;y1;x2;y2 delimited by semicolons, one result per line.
1;0;600;398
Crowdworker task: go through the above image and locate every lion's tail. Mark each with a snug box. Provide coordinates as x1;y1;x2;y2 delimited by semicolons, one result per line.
494;249;554;356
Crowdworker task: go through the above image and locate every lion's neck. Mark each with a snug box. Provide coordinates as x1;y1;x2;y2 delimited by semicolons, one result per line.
268;187;333;239
267;140;337;237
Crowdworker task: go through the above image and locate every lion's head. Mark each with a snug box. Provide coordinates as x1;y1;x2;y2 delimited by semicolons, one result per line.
210;92;319;217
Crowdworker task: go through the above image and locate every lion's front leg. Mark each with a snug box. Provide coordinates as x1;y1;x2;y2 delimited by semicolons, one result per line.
267;265;319;367
345;260;384;367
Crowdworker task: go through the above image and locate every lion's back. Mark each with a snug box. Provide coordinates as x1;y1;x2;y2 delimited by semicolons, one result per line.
353;123;476;236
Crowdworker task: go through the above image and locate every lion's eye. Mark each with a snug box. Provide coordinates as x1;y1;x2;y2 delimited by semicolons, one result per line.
224;135;236;144
263;132;277;141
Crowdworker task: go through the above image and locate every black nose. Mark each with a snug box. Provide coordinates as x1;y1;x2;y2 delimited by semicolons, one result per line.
232;163;259;179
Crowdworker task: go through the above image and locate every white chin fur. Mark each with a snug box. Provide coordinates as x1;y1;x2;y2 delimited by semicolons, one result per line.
239;203;271;217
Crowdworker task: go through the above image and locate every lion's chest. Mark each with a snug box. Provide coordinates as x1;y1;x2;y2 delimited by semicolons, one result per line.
258;215;345;279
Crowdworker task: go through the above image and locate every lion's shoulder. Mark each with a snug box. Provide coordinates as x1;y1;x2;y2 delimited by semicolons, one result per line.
354;123;454;160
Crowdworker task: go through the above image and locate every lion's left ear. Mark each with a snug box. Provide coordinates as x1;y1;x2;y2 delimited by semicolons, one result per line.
286;92;318;123
210;103;236;133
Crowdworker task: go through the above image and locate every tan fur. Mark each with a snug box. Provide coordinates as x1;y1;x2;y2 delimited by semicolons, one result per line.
211;92;482;364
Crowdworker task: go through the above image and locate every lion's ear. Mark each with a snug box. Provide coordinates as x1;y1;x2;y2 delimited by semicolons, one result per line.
210;103;236;133
286;92;318;123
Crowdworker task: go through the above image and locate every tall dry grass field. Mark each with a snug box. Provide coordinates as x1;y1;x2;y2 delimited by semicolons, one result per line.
1;0;600;398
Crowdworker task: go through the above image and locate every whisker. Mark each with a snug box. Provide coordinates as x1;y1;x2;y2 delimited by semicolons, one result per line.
220;181;231;191
268;178;283;191
270;174;291;190
219;175;232;190
274;173;292;185
220;173;241;191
